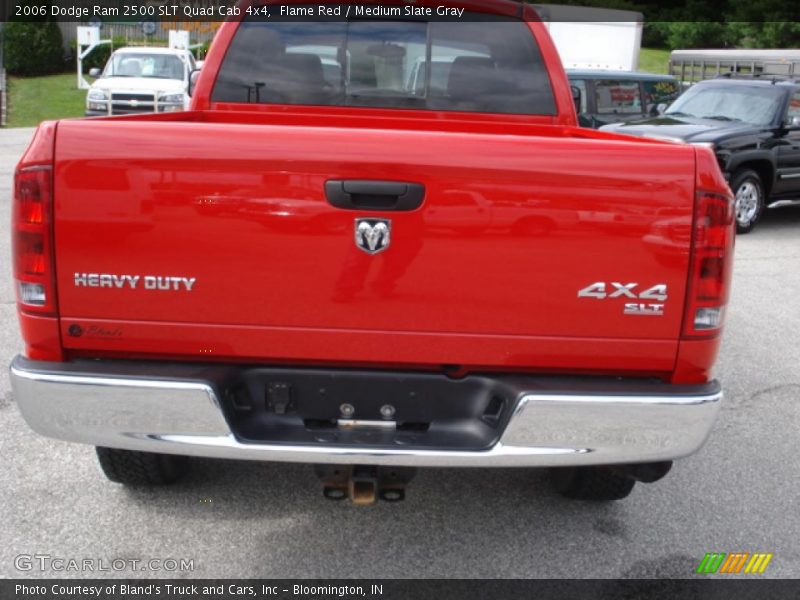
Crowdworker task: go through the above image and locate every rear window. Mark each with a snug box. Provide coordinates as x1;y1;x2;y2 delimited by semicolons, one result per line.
594;80;642;115
211;19;556;115
643;79;680;106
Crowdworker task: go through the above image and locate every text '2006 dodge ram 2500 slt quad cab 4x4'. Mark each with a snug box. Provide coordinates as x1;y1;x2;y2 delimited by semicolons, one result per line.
10;0;734;503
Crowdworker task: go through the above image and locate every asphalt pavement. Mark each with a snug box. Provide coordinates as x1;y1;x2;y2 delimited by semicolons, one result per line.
0;127;798;579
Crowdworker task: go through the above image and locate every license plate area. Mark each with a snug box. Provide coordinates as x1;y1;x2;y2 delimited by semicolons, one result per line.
220;368;517;451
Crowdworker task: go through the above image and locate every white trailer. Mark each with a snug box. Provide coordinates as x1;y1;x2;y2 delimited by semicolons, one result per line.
534;5;644;72
669;49;800;83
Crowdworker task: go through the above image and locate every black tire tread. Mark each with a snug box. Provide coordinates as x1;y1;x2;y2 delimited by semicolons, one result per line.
96;447;187;486
551;466;635;501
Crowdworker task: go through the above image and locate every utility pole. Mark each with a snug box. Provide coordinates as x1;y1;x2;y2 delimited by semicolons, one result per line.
0;22;6;127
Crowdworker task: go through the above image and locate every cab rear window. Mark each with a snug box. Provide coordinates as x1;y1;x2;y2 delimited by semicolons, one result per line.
643;79;680;106
594;80;642;115
211;19;556;115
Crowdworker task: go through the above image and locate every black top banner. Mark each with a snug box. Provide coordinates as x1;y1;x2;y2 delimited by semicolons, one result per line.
2;0;800;22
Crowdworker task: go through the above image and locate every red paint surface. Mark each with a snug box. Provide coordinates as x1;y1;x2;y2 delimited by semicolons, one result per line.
13;1;733;381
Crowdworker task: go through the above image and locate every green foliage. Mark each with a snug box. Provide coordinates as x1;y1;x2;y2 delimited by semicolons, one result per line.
4;3;65;76
643;22;670;48
191;42;211;61
641;20;799;50
662;22;732;49
727;0;799;24
526;0;800;50
727;22;800;48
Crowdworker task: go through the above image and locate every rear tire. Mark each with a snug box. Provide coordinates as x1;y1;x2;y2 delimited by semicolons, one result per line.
96;447;188;486
731;169;765;234
550;466;635;501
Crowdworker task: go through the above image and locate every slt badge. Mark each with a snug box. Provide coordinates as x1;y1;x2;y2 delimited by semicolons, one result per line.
355;218;391;255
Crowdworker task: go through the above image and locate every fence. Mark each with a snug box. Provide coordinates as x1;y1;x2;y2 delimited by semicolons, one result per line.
59;21;220;51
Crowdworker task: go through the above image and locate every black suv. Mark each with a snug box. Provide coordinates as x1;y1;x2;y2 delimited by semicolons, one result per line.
601;76;800;233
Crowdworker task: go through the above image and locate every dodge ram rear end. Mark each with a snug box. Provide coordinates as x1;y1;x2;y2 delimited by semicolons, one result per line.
10;0;734;502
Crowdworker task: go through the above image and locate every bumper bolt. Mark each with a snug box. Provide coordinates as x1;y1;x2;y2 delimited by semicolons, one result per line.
339;403;355;418
380;404;396;419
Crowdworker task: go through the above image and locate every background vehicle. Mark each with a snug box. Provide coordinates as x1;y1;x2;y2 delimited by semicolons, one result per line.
601;76;800;233
670;48;800;84
85;47;197;116
11;0;733;504
567;70;680;128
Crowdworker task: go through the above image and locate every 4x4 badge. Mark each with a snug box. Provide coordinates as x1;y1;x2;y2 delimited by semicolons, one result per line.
355;218;391;255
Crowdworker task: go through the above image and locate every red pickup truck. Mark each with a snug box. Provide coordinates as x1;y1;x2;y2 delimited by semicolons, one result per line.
10;0;734;503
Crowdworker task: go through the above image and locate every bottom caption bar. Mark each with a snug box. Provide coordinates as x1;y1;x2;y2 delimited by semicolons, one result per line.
4;579;795;600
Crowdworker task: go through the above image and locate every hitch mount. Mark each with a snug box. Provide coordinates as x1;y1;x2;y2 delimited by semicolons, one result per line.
315;464;417;505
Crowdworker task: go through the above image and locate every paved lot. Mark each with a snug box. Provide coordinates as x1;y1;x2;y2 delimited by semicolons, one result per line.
0;127;798;579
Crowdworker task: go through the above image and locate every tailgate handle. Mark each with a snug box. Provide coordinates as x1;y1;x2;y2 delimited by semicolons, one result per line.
325;180;425;211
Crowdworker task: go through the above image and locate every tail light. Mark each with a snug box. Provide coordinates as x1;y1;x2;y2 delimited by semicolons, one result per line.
12;166;57;315
682;191;734;338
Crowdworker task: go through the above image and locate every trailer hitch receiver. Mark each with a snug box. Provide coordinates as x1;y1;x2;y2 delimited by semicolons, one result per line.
315;465;416;505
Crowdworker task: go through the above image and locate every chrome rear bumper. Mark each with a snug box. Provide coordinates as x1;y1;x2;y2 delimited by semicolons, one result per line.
10;356;721;468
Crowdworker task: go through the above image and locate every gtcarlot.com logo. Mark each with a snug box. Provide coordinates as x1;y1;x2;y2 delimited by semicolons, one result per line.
14;554;194;573
696;552;773;574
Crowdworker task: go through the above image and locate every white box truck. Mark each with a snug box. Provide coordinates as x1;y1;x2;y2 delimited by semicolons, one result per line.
534;5;644;71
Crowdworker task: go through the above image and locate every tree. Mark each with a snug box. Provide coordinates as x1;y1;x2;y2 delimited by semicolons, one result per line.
662;22;732;48
727;21;800;48
4;2;64;76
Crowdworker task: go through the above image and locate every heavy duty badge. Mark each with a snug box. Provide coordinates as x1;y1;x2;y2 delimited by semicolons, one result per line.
73;273;196;291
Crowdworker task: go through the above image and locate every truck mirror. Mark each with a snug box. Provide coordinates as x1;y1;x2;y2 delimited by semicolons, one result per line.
188;69;201;97
570;85;582;115
656;103;667;115
787;115;800;130
88;68;101;78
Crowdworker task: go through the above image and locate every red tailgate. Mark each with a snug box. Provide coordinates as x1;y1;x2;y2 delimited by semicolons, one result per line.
53;117;695;374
